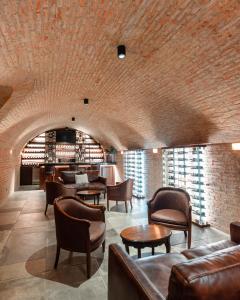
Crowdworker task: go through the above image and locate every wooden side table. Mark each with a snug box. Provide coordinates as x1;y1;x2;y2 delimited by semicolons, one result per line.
77;190;101;205
120;224;172;258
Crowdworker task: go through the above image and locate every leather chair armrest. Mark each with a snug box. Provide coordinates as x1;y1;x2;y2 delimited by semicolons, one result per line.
108;244;165;300
75;198;105;222
230;221;240;243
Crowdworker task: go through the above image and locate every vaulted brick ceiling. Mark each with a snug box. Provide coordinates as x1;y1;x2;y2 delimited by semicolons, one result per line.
0;0;239;152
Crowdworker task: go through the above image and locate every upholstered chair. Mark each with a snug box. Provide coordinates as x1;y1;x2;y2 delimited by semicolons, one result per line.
45;181;76;215
148;187;192;248
107;179;134;213
53;196;106;278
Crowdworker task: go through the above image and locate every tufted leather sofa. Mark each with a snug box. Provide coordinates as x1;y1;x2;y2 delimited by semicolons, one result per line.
108;222;240;300
58;170;107;193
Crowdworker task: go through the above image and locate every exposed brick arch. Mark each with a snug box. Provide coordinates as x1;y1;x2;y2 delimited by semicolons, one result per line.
0;0;239;202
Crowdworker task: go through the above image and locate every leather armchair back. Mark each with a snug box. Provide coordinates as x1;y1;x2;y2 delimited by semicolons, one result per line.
107;179;134;201
167;245;240;300
148;187;191;217
54;197;91;252
46;181;67;205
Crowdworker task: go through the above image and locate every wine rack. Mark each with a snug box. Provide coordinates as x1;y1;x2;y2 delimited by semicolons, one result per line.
21;133;46;165
21;130;105;166
123;150;145;198
162;146;207;226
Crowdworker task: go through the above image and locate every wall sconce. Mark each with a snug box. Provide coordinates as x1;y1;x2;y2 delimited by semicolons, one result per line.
232;143;240;150
152;148;158;154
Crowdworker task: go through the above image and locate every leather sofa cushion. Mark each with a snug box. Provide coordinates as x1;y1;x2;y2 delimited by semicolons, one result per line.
87;170;100;182
61;171;80;184
168;245;240;300
151;209;187;226
64;182;106;191
137;253;188;298
182;239;237;259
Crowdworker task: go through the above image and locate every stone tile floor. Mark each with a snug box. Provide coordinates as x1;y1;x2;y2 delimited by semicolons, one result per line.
0;190;228;299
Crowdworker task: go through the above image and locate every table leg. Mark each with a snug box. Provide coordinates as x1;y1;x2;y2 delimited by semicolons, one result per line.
137;248;141;258
97;194;100;205
152;247;155;255
93;195;96;205
165;237;171;253
125;244;130;254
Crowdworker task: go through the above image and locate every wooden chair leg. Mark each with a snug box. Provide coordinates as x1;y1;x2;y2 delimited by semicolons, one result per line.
86;251;91;278
107;199;109;211
54;245;61;269
130;198;133;209
104;192;106;199
44;203;48;215
188;228;191;249
184;230;187;238
116;201;118;206
102;240;105;253
125;201;128;213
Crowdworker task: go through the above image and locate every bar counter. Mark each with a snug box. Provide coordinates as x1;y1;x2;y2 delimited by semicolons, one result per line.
39;162;116;166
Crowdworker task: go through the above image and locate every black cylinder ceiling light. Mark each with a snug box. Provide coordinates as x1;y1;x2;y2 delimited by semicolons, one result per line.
117;45;126;59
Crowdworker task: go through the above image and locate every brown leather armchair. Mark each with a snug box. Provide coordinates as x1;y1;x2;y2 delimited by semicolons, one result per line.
148;187;192;248
53;196;106;278
107;179;134;213
45;181;76;215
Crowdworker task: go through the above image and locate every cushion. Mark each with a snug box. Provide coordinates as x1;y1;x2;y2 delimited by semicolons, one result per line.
151;209;187;226
137;253;188;298
168;245;240;300
75;173;89;184
87;171;99;182
61;171;80;184
182;239;237;259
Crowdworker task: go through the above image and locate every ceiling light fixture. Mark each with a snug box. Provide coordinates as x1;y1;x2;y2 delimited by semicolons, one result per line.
83;98;89;105
232;143;240;150
117;45;126;59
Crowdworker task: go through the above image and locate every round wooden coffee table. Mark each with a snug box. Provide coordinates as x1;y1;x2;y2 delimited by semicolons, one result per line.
77;190;101;205
120;224;172;258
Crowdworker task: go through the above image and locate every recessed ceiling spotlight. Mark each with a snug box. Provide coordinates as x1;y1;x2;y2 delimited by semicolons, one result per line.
83;98;89;105
117;45;126;59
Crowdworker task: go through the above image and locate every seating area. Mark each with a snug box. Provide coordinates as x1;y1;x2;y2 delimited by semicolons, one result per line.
0;189;233;299
108;222;240;300
0;1;240;299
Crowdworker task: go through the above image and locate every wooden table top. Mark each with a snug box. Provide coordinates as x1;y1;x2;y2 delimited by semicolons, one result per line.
120;224;172;243
77;190;101;196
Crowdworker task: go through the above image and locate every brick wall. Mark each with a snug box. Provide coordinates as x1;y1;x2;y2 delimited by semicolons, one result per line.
144;149;162;200
115;149;162;200
0;147;16;205
205;144;240;233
